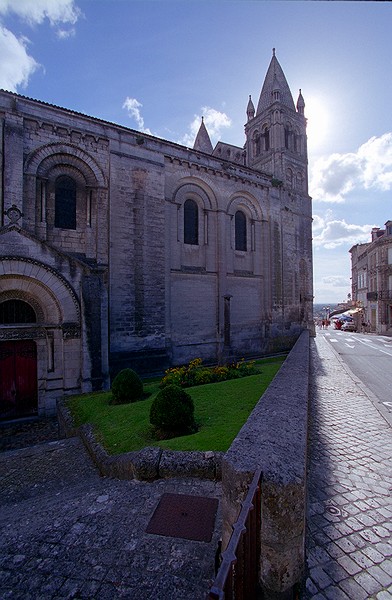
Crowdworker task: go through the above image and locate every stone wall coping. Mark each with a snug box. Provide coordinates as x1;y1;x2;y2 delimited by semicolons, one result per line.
221;329;310;598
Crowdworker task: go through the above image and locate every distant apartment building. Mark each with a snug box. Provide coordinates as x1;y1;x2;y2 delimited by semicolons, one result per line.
350;221;392;334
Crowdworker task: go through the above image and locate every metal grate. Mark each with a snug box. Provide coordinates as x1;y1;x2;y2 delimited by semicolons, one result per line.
146;493;219;542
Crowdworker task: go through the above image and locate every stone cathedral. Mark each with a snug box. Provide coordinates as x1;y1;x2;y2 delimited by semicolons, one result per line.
0;51;313;420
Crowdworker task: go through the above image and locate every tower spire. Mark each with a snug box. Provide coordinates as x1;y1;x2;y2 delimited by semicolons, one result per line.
193;116;213;153
296;89;305;115
246;94;255;121
256;50;295;115
244;52;308;187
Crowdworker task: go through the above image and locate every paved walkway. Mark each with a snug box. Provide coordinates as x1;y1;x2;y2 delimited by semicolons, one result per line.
1;332;391;599
0;438;221;599
303;332;392;599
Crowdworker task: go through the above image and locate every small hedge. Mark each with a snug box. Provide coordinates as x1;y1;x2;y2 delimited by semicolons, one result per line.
110;368;143;404
160;357;258;389
150;384;196;436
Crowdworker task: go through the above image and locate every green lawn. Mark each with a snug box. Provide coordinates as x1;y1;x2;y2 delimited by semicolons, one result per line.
67;357;285;454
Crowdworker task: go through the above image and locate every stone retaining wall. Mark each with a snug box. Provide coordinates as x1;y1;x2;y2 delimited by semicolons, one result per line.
221;329;310;599
57;401;223;481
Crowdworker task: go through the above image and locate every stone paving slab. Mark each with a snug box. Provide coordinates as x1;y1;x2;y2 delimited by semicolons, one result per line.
0;437;222;599
302;332;392;600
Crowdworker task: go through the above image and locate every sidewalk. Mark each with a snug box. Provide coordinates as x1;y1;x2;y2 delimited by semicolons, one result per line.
303;332;392;599
0;437;221;599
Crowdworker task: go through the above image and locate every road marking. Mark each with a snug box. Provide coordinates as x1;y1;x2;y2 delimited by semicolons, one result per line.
378;348;392;357
357;339;392;356
330;339;338;343
345;344;355;348
383;402;392;408
357;340;378;349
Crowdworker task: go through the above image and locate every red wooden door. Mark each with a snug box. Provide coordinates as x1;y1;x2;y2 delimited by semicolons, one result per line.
0;340;38;420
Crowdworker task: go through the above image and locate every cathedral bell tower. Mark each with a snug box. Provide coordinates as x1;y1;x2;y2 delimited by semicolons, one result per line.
244;49;308;193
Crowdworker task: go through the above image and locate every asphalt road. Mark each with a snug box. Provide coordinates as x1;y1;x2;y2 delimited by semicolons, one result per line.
319;328;392;426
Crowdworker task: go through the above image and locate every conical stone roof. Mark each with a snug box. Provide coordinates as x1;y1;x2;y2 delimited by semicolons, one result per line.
193;117;213;153
256;50;295;115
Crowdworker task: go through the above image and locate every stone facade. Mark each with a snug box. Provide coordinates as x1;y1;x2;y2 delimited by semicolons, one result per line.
0;52;313;419
350;221;392;334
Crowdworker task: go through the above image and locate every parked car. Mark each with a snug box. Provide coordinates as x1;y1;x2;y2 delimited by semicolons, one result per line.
341;320;356;332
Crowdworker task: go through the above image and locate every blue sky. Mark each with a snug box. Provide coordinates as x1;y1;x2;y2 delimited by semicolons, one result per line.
1;0;391;304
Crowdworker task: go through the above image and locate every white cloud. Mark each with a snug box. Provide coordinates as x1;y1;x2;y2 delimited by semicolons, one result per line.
321;275;349;288
0;26;38;90
178;106;232;147
56;27;76;40
313;215;374;249
122;97;152;135
311;132;392;203
121;101;231;146
0;0;80;27
0;0;81;90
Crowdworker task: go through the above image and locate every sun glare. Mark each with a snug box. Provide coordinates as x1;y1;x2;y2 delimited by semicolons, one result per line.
305;96;329;151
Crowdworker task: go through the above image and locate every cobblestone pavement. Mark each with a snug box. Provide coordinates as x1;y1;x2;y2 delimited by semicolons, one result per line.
303;332;392;600
0;437;221;599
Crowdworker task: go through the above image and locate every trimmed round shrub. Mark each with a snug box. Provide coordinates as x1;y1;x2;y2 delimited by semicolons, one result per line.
110;368;143;404
150;384;196;434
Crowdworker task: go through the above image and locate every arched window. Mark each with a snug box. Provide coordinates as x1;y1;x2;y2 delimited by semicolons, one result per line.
184;199;198;245
0;300;37;324
235;210;247;251
55;175;76;229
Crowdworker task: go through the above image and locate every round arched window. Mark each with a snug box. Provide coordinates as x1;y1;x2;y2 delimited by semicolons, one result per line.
184;199;199;245
55;175;76;229
235;210;247;251
0;300;37;324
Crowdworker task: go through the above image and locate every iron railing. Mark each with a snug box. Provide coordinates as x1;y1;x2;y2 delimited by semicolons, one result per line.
207;468;262;599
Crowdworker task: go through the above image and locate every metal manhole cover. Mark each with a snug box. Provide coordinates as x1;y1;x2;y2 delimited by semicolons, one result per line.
146;493;219;542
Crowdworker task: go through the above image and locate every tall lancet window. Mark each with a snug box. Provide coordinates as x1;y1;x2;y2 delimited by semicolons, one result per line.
235;210;247;251
184;199;198;245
